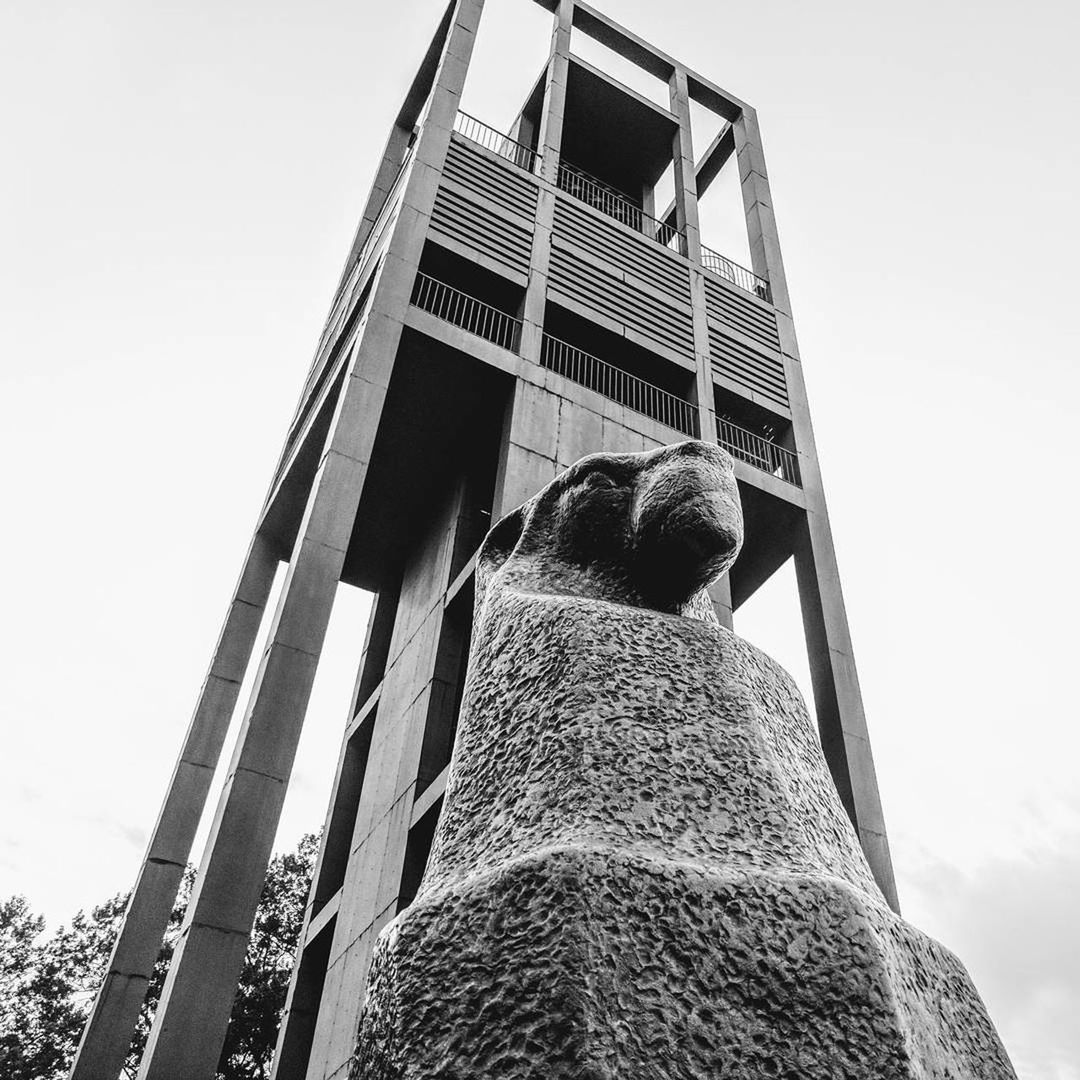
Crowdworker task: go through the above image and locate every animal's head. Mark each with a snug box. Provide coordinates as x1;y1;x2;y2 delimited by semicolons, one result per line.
478;440;743;616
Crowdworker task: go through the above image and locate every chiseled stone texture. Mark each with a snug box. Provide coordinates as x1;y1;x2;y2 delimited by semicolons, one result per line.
352;441;1015;1080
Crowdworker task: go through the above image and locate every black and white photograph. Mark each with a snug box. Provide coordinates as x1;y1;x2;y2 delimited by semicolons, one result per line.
2;1;1077;1077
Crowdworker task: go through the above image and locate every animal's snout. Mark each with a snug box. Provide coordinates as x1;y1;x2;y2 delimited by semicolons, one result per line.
631;441;743;607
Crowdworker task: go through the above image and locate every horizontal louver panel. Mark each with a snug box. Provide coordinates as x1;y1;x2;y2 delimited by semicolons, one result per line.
548;245;696;362
552;197;691;306
709;327;789;409
704;276;781;352
430;185;534;276
444;138;538;222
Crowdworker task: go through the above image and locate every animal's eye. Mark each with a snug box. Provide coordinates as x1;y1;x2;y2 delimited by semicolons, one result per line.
583;471;617;489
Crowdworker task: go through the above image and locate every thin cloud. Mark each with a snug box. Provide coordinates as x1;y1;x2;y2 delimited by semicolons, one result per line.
902;828;1080;1080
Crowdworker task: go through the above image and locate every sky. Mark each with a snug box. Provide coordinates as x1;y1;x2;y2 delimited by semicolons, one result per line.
1;0;1078;1075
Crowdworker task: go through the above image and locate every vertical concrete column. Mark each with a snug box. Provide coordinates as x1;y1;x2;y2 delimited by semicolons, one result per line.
271;590;394;1080
135;386;380;1080
792;517;897;910
641;183;656;221
268;936;332;1080
733;106;899;911
536;0;572;188
669;67;717;445
69;534;279;1080
708;575;734;631
304;490;466;1080
492;380;562;518
279;3;460;455
733;106;793;327
276;8;489;1080
518;0;573;365
336;0;462;284
342;123;414;272
668;68;701;263
136;3;487;1071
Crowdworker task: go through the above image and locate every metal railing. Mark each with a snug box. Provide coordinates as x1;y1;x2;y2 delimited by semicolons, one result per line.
541;334;698;436
717;417;800;486
411;272;522;352
700;244;771;302
556;161;683;252
453;111;538;173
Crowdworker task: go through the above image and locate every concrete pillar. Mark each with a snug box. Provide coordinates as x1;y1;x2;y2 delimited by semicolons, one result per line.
708;574;734;631
733;106;791;324
492;381;561;518
733;105;898;911
135;1;487;1067
536;0;572;188
68;533;279;1080
668;69;701;263
641;183;655;221
342;123;414;274
269;606;386;1080
241;7;487;1080
303;488;467;1080
268;929;333;1080
669;67;717;445
792;517;897;910
281;2;460;453
519;0;573;366
136;423;378;1080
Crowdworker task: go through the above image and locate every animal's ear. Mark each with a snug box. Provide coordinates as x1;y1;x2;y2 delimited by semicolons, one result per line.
477;501;527;604
475;503;527;596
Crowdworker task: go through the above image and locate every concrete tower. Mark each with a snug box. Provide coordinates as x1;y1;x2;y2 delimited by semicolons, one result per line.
72;2;898;1078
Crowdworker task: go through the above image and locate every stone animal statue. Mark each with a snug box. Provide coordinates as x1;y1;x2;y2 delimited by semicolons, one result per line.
352;440;1015;1080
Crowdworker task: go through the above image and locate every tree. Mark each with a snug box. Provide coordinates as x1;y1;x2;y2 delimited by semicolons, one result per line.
0;833;319;1080
0;894;54;1080
0;891;132;1080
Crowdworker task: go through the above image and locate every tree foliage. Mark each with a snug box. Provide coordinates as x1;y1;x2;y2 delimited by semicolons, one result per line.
0;832;319;1080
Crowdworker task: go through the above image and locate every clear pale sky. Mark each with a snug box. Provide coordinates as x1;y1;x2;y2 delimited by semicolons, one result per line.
1;0;1078;1076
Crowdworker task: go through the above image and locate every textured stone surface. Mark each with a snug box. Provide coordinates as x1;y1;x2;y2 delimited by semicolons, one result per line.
351;441;1014;1079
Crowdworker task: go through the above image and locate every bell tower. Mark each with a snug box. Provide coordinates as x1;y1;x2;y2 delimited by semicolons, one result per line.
71;3;898;1078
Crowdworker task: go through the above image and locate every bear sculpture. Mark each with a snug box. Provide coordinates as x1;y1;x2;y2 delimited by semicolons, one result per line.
351;440;1015;1080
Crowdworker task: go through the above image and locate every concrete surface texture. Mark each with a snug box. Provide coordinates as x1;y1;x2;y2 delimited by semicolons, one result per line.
350;441;1014;1079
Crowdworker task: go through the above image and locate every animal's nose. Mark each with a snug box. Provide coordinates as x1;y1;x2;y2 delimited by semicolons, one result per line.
678;498;741;560
630;444;743;609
